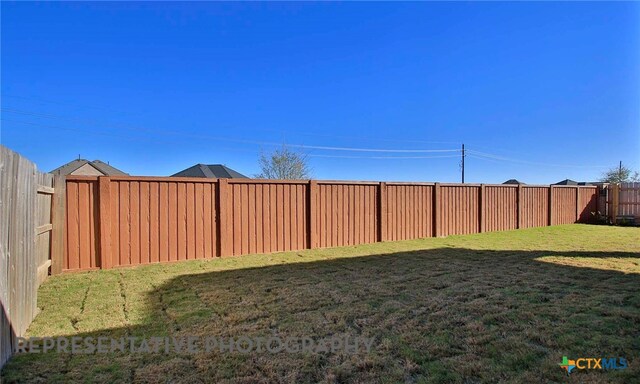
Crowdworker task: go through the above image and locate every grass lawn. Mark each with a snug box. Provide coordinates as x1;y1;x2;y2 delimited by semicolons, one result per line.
2;224;639;383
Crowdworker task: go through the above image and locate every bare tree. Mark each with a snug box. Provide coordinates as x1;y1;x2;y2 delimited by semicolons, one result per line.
600;162;639;183
256;145;311;180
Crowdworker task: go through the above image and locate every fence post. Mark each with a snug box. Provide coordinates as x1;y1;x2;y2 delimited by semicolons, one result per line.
378;182;387;242
595;186;601;221
433;183;441;237
611;183;619;222
50;175;66;275
517;185;523;229
308;180;318;249
575;186;580;223
548;185;554;226
479;184;485;233
218;179;230;256
98;177;112;269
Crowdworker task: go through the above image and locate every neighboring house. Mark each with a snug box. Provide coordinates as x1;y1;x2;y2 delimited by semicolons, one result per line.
554;179;579;186
554;179;596;186
171;164;248;179
51;159;128;176
502;179;526;185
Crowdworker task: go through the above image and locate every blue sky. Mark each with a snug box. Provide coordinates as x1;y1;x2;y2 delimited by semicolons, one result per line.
2;2;639;183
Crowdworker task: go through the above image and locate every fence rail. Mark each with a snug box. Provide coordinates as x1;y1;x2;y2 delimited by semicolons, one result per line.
63;176;598;272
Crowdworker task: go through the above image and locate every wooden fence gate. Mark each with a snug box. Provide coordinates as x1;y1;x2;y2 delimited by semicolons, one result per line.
0;145;64;368
608;182;640;224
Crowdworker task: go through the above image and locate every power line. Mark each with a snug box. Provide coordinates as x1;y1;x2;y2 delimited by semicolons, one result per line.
3;105;611;169
2;94;142;116
1;114;460;153
0;119;270;155
2;97;462;145
293;145;458;153
1;107;461;149
467;149;609;168
307;154;461;160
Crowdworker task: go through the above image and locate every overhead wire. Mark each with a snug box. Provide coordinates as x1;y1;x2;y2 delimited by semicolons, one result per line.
467;149;608;168
1;108;460;153
1;104;611;168
307;154;461;160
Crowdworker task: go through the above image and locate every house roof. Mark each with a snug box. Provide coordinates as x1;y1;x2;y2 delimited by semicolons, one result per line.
554;179;578;185
51;159;128;176
502;179;526;185
171;164;248;179
554;179;595;186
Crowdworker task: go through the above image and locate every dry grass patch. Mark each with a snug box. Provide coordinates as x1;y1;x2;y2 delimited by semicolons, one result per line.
2;225;639;383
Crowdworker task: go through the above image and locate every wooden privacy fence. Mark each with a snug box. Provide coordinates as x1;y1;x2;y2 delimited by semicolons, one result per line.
0;145;64;368
63;176;598;272
608;182;640;223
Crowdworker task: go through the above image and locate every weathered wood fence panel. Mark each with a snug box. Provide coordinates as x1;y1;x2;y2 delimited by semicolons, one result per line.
608;182;640;222
35;172;54;285
63;176;598;272
1;145;58;368
619;182;640;217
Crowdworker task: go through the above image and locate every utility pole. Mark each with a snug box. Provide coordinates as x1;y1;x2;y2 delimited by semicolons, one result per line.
619;161;623;178
461;143;465;184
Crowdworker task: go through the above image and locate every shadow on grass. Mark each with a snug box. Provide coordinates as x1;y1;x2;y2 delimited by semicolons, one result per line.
3;247;640;383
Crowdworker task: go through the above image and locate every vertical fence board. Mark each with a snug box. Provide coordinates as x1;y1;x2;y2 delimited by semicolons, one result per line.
203;183;213;258
67;181;80;270
51;176;66;275
139;182;150;264
98;177;111;269
129;182;140;266
218;179;230;257
269;184;277;252
110;182;120;267
309;181;318;249
158;182;168;263
256;185;264;253
262;184;271;254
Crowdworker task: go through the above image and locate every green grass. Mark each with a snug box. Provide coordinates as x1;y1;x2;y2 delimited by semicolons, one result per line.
2;224;639;383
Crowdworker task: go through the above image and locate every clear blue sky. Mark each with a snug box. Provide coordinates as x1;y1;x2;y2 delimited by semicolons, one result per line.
2;2;639;183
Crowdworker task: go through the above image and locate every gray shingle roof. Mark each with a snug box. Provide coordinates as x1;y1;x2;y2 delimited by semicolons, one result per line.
502;179;526;185
50;159;128;176
554;179;578;185
171;164;248;179
553;179;595;186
